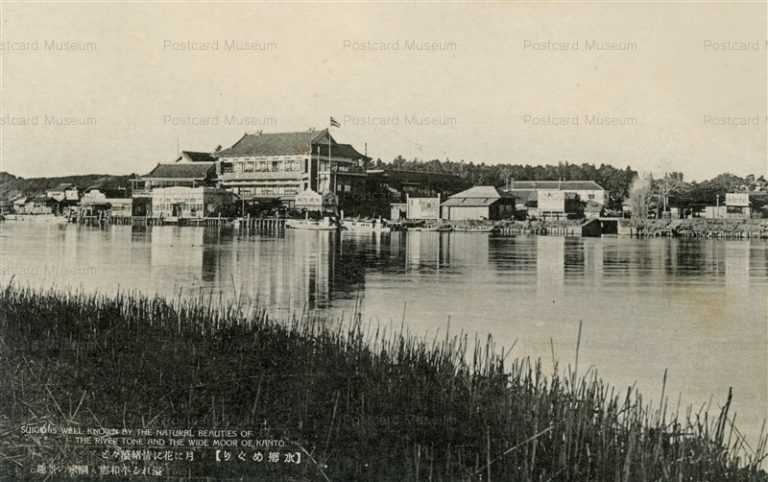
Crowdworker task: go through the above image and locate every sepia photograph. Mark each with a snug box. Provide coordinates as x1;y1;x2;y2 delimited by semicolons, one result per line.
0;2;766;481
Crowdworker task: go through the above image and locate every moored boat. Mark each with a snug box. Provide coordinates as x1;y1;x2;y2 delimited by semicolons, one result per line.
286;216;339;231
341;218;391;233
452;224;497;233
407;223;453;232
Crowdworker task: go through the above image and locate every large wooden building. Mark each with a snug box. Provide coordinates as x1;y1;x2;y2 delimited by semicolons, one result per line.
213;129;369;211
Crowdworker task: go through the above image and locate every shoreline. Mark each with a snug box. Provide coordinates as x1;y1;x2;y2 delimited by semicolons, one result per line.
5;214;768;240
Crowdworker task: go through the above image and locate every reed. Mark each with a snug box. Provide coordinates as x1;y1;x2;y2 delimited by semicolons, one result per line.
0;283;766;481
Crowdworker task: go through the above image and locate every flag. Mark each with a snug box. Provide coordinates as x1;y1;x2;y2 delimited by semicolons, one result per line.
329;116;341;128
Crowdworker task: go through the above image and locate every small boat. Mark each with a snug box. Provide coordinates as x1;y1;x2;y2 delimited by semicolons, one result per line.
408;223;453;232
452;224;497;233
341;218;391;233
286;216;339;231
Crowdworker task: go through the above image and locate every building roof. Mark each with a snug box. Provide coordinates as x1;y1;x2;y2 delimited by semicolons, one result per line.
177;151;216;163
442;185;513;207
216;129;332;157
507;180;604;191
442;197;500;207
143;163;215;179
314;143;370;160
450;186;503;199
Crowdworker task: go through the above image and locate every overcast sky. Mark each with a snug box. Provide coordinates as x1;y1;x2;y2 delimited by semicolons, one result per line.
0;2;765;181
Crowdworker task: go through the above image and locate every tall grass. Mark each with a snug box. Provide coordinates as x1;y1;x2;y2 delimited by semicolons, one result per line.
0;283;766;481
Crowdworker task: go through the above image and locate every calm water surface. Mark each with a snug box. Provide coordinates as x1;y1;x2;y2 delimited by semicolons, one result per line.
1;222;766;445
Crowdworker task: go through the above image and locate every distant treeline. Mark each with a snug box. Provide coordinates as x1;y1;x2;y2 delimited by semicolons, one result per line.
372;157;768;210
0;172;135;201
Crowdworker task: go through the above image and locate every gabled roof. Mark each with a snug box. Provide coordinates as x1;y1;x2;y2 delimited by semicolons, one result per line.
178;151;216;163
507;180;604;191
442;197;500;207
449;186;504;199
143;163;215;179
442;186;513;207
314;143;370;160
216;129;332;157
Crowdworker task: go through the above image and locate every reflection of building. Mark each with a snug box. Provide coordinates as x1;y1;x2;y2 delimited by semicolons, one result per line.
214;129;368;211
536;236;564;290
441;186;515;220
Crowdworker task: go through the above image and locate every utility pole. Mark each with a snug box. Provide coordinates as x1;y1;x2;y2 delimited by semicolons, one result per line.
716;193;720;218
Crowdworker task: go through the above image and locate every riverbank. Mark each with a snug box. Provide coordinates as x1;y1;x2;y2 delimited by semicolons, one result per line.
1;285;765;481
633;218;768;239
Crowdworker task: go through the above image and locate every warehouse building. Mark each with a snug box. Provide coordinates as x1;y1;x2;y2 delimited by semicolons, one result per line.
440;186;515;220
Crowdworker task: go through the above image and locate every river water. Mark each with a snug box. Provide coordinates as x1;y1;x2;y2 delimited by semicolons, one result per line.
1;222;766;447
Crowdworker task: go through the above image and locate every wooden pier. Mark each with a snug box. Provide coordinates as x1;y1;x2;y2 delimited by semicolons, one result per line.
238;216;286;234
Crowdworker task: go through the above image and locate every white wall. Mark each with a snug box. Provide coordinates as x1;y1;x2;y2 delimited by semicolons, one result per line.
445;206;490;220
538;190;565;212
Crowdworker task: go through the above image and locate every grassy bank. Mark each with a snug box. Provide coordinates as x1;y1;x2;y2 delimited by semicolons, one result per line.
1;285;766;481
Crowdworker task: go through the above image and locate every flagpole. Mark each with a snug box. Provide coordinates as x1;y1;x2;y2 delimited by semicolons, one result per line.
328;119;333;195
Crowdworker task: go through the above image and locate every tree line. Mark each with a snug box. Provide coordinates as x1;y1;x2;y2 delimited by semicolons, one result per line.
371;157;768;211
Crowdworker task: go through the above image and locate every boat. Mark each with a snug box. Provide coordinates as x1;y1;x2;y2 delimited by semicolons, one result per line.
407;223;453;232
452;223;497;233
341;218;391;233
285;216;339;231
5;214;68;224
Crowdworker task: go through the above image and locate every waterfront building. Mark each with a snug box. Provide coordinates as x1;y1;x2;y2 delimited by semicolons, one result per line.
11;196;26;213
149;186;235;218
46;183;80;203
132;163;218;217
365;169;469;219
294;189;337;213
504;180;606;207
725;192;750;218
80;178;133;217
406;195;441;220
440;186;515;220
214;129;368;211
16;195;53;215
390;203;407;220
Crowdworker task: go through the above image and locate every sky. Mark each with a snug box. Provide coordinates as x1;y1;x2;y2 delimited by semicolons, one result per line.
0;2;765;181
